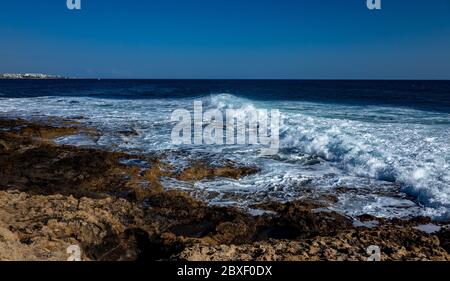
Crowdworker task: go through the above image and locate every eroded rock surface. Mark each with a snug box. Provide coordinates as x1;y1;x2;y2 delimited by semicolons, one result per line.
0;117;449;261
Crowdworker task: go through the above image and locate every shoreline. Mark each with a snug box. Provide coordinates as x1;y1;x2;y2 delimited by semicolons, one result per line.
0;117;448;261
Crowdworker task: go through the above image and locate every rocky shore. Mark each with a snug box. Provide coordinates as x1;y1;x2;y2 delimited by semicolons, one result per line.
0;117;448;261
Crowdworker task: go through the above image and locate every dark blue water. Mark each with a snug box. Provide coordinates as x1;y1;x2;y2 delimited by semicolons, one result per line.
1;79;450;113
1;79;450;219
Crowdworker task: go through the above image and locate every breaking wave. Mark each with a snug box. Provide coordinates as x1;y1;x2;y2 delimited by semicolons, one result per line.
1;92;449;219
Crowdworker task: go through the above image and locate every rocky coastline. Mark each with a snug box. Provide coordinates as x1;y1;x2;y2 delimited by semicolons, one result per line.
0;117;448;261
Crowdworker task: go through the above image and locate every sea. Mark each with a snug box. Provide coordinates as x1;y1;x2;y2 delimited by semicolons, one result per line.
1;79;449;220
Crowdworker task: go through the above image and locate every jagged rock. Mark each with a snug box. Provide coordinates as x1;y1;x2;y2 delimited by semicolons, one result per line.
0;117;449;261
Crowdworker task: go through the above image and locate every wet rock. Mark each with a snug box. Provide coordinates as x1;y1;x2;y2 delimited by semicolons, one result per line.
436;228;450;253
117;129;139;137
1;117;449;261
251;200;353;238
176;163;259;181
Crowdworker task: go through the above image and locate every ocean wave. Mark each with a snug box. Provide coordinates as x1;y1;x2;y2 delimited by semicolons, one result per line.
1;93;449;219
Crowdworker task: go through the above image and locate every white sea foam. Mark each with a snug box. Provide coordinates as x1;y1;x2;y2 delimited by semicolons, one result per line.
1;93;449;219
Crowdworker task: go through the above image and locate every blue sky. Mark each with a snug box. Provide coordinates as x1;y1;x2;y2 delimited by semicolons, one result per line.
1;0;449;79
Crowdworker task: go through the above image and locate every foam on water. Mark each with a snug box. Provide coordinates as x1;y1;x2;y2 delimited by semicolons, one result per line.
1;93;449;219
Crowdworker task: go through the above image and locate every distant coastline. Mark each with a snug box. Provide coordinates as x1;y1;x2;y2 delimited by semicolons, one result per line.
0;73;70;79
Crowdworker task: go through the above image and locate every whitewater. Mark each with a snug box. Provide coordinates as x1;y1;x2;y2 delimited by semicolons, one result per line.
1;92;449;220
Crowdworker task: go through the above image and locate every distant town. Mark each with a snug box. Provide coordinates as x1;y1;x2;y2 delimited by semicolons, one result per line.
0;73;69;79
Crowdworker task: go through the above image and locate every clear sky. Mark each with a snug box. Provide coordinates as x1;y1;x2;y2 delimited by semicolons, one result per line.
1;0;450;79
